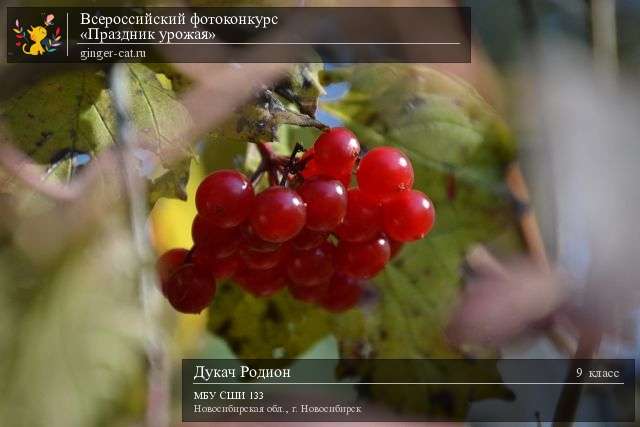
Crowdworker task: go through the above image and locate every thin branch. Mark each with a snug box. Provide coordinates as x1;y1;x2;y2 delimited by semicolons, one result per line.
551;326;602;426
506;162;550;271
280;142;305;186
110;64;169;427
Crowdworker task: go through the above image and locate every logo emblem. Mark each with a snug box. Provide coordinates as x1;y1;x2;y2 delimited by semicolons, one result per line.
13;13;62;56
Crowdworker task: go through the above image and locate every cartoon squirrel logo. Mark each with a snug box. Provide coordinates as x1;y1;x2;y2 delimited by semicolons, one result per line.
13;14;62;56
22;26;48;56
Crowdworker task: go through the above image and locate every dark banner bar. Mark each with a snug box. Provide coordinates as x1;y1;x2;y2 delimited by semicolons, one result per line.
181;358;635;422
6;7;470;63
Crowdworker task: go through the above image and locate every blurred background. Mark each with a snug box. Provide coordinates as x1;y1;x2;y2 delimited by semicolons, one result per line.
0;0;639;426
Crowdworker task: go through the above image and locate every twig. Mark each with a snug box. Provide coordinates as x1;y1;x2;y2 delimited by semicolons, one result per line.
506;162;550;270
256;142;279;185
279;142;304;186
110;64;169;427
551;326;602;426
250;159;267;184
505;162;582;356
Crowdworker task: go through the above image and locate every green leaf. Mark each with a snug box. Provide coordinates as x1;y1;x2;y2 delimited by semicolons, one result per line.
322;64;520;415
0;64;194;203
207;284;331;361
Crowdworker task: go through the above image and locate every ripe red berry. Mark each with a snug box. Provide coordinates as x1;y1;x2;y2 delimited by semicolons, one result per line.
335;236;390;279
382;190;435;242
156;248;189;285
240;224;281;253
291;228;328;250
389;239;405;260
288;281;329;304
357;147;414;201
313;128;360;178
195;170;254;228
211;254;240;279
335;188;382;242
191;246;240;280
287;242;334;287
240;244;287;270
319;274;364;312
297;178;347;231
191;214;240;258
234;266;287;297
336;170;352;188
163;264;216;314
250;187;306;243
190;245;215;271
300;148;320;180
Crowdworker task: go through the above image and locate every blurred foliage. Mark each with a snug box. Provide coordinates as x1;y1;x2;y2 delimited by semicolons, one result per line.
0;64;193;203
0;189;147;427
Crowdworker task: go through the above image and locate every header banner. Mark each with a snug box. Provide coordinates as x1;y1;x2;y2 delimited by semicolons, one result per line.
6;7;471;63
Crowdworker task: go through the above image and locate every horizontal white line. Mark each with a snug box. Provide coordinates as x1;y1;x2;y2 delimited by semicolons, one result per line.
76;42;461;45
192;382;624;385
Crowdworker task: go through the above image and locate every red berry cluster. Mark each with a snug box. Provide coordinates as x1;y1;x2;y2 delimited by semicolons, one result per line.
157;128;435;314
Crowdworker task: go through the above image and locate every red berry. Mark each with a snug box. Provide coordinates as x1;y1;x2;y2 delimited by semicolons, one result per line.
300;148;320;179
191;214;240;258
240;224;281;253
191;246;240;280
234;266;287;297
163;264;216;314
382;190;435;241
291;228;328;250
212;255;240;279
250;187;306;243
389;239;405;260
336;170;352;188
240;244;287;270
287;242;334;287
156;248;188;285
335;188;382;242
297;178;347;231
335;236;390;279
288;281;329;303
313;128;360;178
357;147;414;201
301;148;350;186
319;274;364;312
190;245;215;272
195;170;254;228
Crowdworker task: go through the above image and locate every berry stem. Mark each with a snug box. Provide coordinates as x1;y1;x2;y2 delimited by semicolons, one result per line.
254;142;308;187
280;142;305;186
250;161;266;184
255;142;280;186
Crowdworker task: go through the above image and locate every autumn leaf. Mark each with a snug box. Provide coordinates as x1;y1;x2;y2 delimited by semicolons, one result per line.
0;64;194;203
